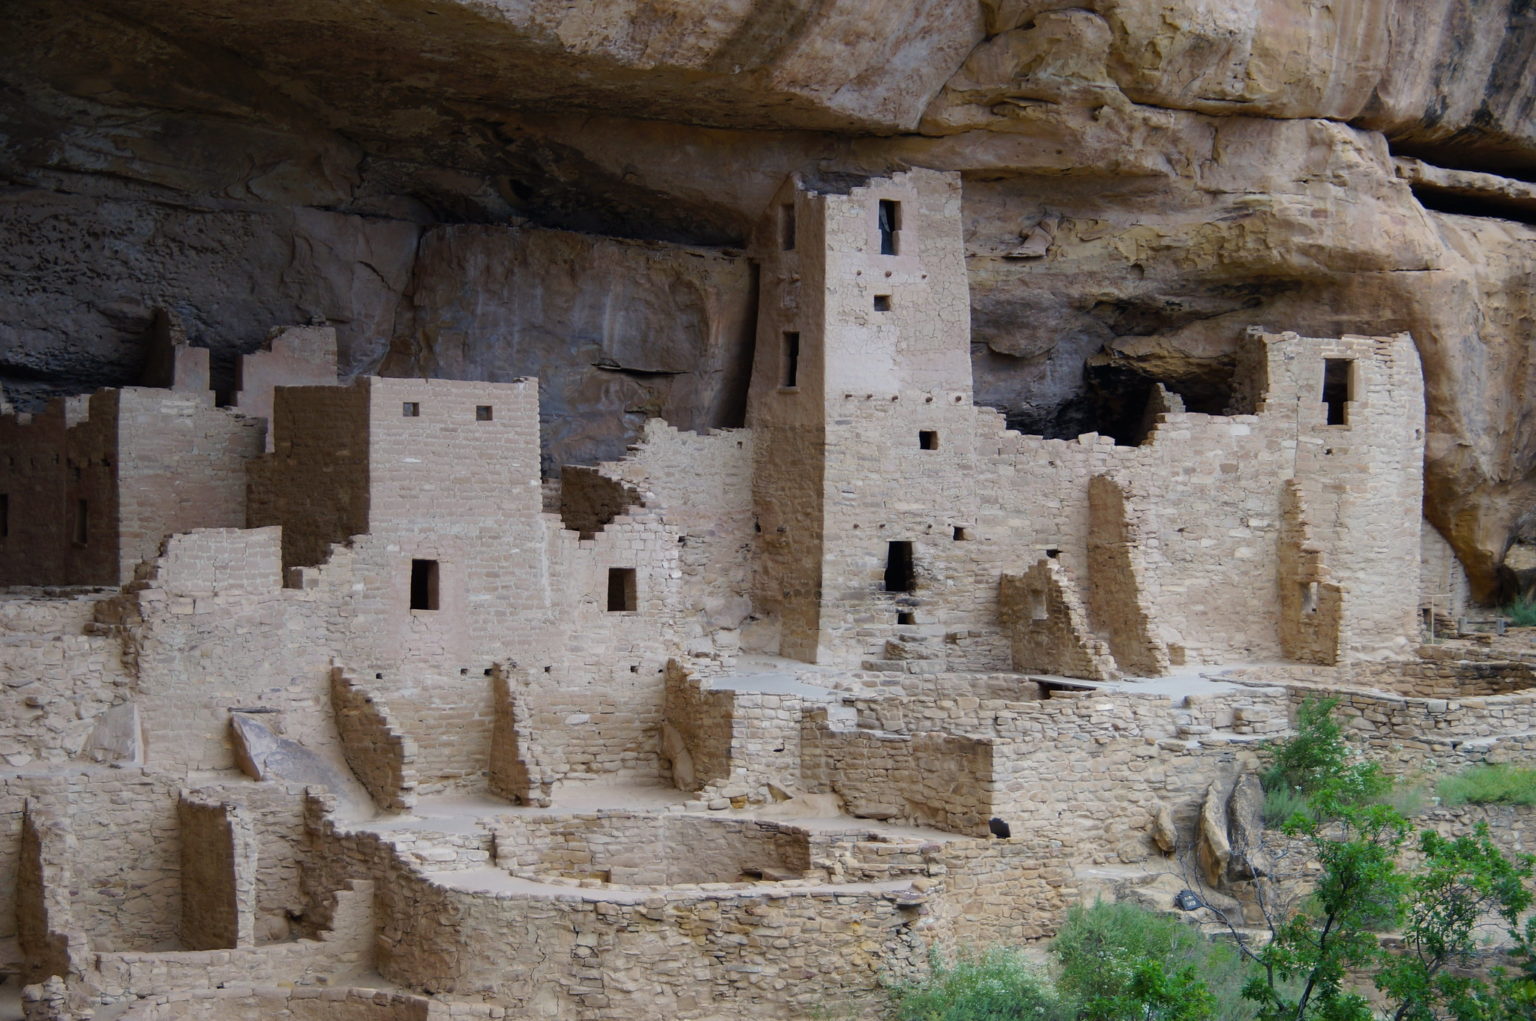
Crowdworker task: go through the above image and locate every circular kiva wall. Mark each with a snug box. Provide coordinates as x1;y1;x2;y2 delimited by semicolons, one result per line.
492;812;812;885
115;987;443;1021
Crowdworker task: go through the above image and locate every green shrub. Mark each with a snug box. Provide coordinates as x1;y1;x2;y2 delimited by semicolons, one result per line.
1504;595;1536;628
889;946;1063;1021
1050;901;1253;1021
1438;763;1536;807
1262;785;1316;828
1261;697;1389;818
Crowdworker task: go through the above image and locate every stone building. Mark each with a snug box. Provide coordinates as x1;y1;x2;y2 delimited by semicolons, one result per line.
0;168;1510;1021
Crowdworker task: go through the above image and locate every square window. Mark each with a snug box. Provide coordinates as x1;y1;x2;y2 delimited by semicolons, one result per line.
873;294;892;311
402;402;420;418
1322;358;1352;425
607;567;637;612
952;526;969;541
919;430;938;450
410;559;439;611
476;405;493;421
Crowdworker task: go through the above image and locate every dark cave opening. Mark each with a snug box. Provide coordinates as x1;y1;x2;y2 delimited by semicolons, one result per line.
1001;361;1235;447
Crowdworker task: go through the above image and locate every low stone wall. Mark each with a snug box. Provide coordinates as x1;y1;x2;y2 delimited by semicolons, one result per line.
112;986;507;1021
89;882;374;1006
1350;647;1536;698
830;670;1044;700
800;711;996;836
1282;685;1536;775
823;689;1281;863
490;812;812;885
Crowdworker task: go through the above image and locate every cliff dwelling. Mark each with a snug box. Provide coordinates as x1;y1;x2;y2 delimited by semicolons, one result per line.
3;3;1536;1020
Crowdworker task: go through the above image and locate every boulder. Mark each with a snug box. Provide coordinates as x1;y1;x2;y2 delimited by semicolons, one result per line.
1197;780;1232;888
1226;773;1272;880
1149;800;1177;855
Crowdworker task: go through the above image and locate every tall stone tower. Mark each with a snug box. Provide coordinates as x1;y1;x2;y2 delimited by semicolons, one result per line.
746;169;983;664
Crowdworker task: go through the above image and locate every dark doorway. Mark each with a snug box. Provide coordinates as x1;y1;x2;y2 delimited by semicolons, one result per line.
884;541;915;592
410;559;439;611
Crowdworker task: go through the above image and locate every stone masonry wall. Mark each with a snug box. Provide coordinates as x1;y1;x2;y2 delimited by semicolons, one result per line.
331;667;419;813
800;710;996;835
177;796;256;950
0;594;130;767
115;388;265;584
661;662;733;791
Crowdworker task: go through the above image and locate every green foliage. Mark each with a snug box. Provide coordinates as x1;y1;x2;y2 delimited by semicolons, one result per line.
1373;824;1535;1021
1244;801;1412;1021
889;946;1063;1021
1502;595;1536;628
1260;698;1389;818
1263;785;1317;829
1437;763;1536;808
1051;901;1249;1021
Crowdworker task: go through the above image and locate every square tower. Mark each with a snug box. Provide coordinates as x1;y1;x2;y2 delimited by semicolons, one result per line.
745;169;981;663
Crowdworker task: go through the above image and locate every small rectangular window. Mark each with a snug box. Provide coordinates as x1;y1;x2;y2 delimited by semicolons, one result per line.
873;294;892;312
952;526;969;541
884;541;915;593
919;430;938;450
402;402;420;418
410;559;439;611
607;567;637;612
0;493;8;539
897;612;915;625
780;203;796;251
1322;358;1352;426
476;405;493;421
878;200;900;256
74;499;88;545
781;331;800;389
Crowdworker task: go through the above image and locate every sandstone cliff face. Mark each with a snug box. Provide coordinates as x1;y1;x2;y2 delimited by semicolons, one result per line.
2;0;1534;596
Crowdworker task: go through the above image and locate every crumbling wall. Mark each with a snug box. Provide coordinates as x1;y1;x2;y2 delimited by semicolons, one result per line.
1277;480;1344;664
0;594;130;766
661;661;734;791
0;398;70;587
1284;683;1536;777
1420;518;1473;621
247;383;370;575
1086;475;1168;675
94;526;337;774
998;558;1117;680
490;813;811;885
116;389;265;582
178;795;257;950
488;665;548;805
558;466;641;539
90;882;375;1008
116;985;441;1021
17;800;84;983
331;667;418;813
597;420;755;659
233;325;339;450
